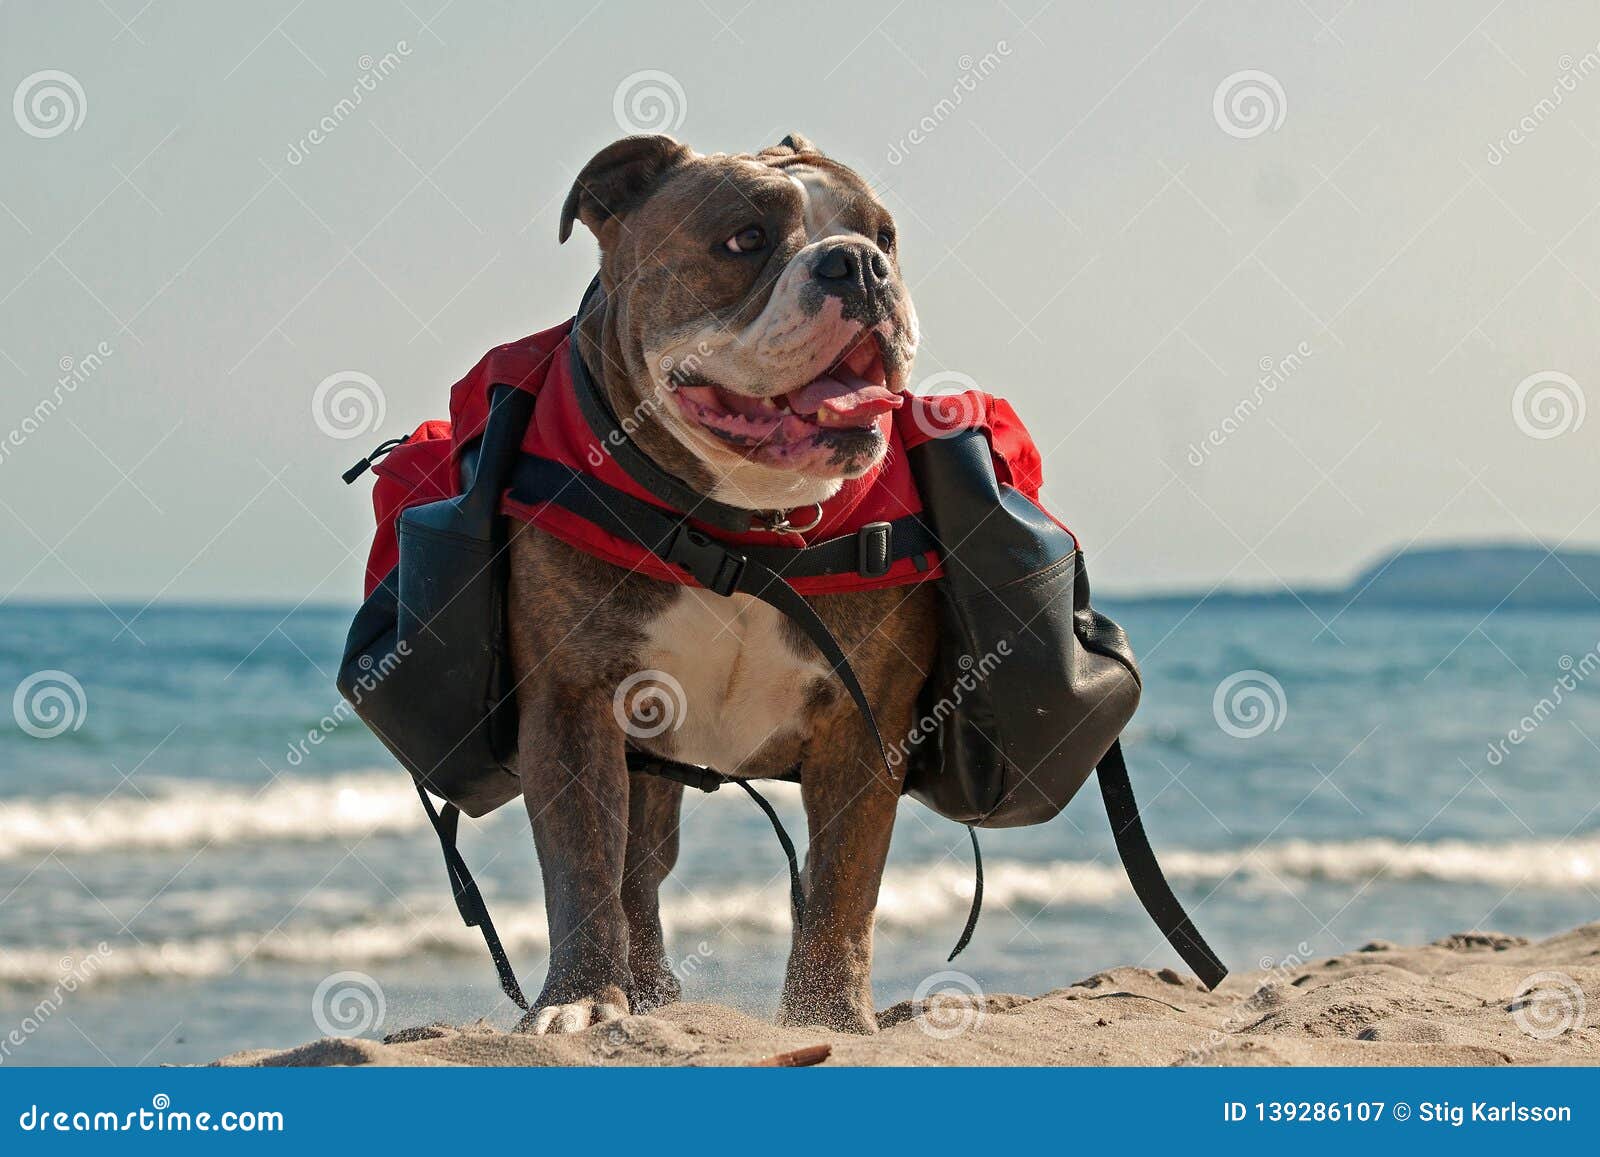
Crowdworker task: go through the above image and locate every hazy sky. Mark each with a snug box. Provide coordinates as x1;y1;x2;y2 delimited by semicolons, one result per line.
2;1;1597;605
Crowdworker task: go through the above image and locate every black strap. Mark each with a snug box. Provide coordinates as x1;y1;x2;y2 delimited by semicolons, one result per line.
735;781;807;929
341;436;410;485
947;825;983;961
511;454;892;783
1097;739;1228;990
508;454;937;580
567;289;756;534
729;553;892;772
414;784;530;1009
626;753;808;932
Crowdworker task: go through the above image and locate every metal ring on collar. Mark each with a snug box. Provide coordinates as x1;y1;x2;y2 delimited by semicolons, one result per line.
759;503;824;534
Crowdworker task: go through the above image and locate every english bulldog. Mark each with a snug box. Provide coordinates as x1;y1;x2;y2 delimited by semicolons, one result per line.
509;133;935;1034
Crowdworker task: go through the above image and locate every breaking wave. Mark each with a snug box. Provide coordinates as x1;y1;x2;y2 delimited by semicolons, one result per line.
0;773;429;859
2;833;1595;988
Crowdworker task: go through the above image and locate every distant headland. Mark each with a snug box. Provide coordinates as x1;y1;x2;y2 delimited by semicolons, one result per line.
1117;543;1600;611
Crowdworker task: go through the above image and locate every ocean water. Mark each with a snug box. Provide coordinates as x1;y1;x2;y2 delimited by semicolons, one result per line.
1;598;1597;1065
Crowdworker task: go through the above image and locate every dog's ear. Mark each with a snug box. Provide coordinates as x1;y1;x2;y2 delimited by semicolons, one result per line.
778;132;820;154
560;135;693;246
759;133;822;160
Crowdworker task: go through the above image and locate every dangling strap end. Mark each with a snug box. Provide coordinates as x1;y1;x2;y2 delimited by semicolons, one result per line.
948;825;984;961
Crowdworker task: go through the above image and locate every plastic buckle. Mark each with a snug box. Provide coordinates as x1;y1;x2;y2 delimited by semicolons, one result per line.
664;525;746;596
856;521;893;578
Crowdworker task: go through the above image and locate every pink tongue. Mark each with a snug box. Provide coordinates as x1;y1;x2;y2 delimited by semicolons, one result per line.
786;373;902;419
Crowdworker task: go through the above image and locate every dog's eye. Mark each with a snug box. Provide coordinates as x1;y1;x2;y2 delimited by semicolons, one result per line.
876;227;895;253
724;226;767;254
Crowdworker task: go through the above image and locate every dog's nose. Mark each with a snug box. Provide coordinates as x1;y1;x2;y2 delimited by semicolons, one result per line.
812;242;891;315
813;245;854;282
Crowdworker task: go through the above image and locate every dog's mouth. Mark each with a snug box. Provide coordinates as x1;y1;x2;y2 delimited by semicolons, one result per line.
672;332;901;454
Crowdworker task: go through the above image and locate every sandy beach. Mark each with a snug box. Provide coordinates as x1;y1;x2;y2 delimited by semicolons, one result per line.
214;922;1599;1067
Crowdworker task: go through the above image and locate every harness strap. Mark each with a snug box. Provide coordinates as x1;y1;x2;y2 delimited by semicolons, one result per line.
414;783;530;1010
1097;739;1228;990
626;753;807;930
948;826;983;962
734;780;807;930
568;285;755;534
511;455;892;770
507;455;937;580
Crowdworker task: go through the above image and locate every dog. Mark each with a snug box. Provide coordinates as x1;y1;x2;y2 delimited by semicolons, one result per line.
508;133;935;1034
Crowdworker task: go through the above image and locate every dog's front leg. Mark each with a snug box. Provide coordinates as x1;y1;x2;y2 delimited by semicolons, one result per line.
780;750;903;1034
621;771;684;1011
516;685;633;1035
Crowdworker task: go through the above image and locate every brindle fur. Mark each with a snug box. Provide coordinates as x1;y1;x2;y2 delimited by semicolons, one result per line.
511;134;934;1035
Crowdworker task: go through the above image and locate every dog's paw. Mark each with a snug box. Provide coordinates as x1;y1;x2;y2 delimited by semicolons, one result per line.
778;995;878;1035
628;967;682;1014
517;998;627;1036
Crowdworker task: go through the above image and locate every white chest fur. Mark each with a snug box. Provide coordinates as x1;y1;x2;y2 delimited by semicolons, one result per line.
632;587;831;776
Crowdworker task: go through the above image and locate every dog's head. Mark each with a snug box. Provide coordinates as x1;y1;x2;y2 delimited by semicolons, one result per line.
561;134;918;511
